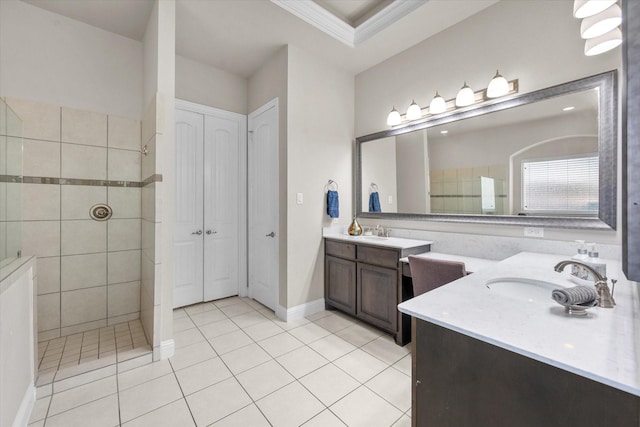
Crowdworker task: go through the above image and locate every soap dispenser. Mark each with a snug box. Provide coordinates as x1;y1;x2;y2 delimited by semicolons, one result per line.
569;240;591;285
586;243;606;278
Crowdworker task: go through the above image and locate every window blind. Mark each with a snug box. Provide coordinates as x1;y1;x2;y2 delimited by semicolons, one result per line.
522;155;599;213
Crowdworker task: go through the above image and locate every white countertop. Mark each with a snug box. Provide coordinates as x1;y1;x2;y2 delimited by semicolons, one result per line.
323;229;433;250
399;252;499;273
398;251;640;396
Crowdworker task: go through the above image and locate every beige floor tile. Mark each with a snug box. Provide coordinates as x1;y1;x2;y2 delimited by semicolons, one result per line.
189;308;227;326
213;296;245;308
330;386;404;427
257;332;304;358
302;409;348;426
117;359;172;390
186;377;252;426
229;310;269;329
313;313;358;333
173;327;206;349
48;376;117;416
276;346;329;379
122;399;195;427
53;365;116;393
119;374;183;422
169;340;216;371
44;394;119;427
361;336;410;365
256;381;324;427
306;310;332;321
308;334;357;361
333;349;388;383
334;323;383;347
208;330;253;355
173;316;196;332
392;353;412;377
392;414;412;426
242;320;284;341
173;308;187;319
211;403;270;426
28;396;51;423
300;363;360;406
271;316;310;331
184;302;216;315
219;302;255;318
198;318;239;340
235;359;295;400
288;322;332;344
27;421;45;427
175;357;233;395
365;367;412;412
219;342;272;375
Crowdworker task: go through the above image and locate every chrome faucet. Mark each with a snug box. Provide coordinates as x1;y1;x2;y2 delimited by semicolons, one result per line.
554;260;615;308
375;225;390;238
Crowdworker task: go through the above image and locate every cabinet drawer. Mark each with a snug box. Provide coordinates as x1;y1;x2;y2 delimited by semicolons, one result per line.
326;240;356;259
357;245;399;269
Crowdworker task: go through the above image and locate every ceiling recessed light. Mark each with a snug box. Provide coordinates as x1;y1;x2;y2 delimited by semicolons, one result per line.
440;130;449;135
563;106;575;111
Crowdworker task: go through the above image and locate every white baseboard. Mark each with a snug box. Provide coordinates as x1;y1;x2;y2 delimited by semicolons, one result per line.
155;339;175;361
12;383;35;427
276;298;325;321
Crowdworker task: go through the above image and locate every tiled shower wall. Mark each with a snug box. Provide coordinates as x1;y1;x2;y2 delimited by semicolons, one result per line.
4;98;142;341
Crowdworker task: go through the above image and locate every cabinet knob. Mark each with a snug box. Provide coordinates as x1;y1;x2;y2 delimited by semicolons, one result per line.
192;230;203;235
416;380;421;386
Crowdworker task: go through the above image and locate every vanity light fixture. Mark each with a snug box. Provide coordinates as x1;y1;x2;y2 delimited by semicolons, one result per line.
428;92;447;114
573;0;616;18
385;73;518;126
386;107;402;126
455;82;475;107
585;27;622;56
406;100;422;120
580;3;621;39
486;70;510;98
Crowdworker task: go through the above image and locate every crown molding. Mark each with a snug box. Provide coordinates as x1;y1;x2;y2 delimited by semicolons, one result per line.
271;0;428;47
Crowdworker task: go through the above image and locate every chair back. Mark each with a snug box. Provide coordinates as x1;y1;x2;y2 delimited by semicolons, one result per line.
408;256;466;297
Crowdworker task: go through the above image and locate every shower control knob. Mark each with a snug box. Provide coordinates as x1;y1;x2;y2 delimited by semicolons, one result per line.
192;230;203;235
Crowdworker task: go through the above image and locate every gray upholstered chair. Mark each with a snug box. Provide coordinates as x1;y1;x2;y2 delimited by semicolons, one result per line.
408;256;467;297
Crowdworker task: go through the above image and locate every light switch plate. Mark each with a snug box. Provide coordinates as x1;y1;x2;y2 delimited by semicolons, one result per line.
296;193;303;204
388;195;393;204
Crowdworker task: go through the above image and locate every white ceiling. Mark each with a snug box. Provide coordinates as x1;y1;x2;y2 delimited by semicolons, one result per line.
22;0;498;79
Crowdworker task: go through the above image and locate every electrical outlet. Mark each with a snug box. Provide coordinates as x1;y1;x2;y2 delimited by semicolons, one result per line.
388;195;393;204
296;193;303;205
524;227;544;238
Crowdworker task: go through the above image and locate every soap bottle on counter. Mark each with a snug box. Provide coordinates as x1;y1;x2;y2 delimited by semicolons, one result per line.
569;240;591;285
586;243;607;278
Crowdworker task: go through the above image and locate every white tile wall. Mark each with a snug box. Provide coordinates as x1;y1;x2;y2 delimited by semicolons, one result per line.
7;99;143;338
61;107;107;147
60;253;107;291
61;144;107;180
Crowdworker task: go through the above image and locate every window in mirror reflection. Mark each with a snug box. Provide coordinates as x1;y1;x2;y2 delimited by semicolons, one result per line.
522;154;599;214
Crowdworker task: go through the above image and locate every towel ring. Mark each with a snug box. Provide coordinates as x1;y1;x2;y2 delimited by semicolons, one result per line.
327;180;338;191
370;182;378;193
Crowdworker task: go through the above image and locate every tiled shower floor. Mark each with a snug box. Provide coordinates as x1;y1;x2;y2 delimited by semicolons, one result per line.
37;319;151;385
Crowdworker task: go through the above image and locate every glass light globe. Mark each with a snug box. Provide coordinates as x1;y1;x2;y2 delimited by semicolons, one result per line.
580;4;621;39
455;82;475;107
573;0;616;18
585;27;622;56
386;107;401;126
486;70;509;98
406;100;422;120
429;92;446;114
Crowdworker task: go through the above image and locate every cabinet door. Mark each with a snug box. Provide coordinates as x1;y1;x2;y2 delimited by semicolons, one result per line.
357;263;397;333
325;255;356;314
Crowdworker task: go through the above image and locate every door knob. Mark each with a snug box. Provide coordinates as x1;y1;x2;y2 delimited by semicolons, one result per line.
265;232;275;237
206;230;217;235
192;230;203;235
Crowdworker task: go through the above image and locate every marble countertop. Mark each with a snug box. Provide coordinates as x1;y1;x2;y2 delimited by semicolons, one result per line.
399;252;499;273
398;251;640;396
323;229;433;250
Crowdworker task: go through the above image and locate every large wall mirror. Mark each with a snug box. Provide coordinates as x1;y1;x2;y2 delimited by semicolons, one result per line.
356;71;617;230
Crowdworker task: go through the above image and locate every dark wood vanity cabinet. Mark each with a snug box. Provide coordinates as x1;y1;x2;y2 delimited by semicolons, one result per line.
324;238;429;344
412;318;640;427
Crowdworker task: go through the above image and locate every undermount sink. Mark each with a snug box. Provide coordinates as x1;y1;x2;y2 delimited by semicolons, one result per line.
360;235;388;240
485;277;568;303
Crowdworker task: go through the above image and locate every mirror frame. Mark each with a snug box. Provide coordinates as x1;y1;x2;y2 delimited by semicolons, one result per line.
355;70;618;230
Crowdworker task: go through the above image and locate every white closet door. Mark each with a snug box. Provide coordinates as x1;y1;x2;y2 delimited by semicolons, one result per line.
203;115;240;301
173;109;204;308
248;100;279;312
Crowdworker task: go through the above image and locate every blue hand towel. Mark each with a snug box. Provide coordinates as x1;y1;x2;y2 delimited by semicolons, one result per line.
369;192;381;212
327;190;339;218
